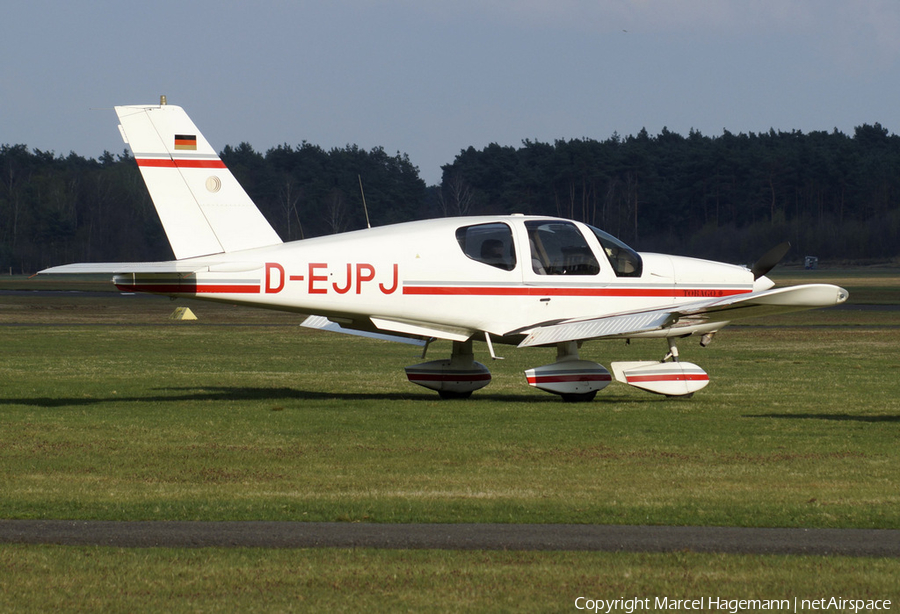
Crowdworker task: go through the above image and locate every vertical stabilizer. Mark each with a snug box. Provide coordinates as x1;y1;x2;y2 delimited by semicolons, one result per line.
115;103;282;259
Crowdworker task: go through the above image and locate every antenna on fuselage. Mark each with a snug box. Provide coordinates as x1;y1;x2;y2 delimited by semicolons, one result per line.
358;175;371;229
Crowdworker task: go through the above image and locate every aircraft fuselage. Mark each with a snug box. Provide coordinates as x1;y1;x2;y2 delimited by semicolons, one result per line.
113;215;763;344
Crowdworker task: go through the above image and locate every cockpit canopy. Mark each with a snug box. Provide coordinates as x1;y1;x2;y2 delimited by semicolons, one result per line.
455;219;642;278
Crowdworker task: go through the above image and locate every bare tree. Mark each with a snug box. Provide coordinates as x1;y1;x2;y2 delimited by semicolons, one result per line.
278;176;304;240
439;174;475;216
325;189;349;234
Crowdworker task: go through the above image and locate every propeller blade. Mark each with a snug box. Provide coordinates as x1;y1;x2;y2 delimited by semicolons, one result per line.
751;241;791;280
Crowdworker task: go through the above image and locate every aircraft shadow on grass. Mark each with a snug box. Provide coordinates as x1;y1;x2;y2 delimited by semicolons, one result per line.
0;387;654;408
745;412;900;423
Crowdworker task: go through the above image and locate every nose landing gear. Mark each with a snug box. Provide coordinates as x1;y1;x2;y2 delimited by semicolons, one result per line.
611;337;709;397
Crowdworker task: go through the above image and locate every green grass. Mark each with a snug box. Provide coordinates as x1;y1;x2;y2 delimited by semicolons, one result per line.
1;546;898;613
1;273;898;609
1;291;897;528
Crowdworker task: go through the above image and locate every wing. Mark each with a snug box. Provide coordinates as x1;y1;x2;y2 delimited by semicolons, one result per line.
516;284;848;348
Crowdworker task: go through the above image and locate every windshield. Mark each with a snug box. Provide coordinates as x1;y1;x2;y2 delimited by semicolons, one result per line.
587;225;643;277
525;220;600;275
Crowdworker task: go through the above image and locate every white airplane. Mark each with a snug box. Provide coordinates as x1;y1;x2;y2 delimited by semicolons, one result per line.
41;100;849;401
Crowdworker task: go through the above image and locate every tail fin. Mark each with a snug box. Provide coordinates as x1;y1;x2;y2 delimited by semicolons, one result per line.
115;102;282;260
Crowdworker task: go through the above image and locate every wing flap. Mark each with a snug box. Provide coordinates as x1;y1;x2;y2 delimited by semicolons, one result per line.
301;315;428;346
518;284;848;348
369;316;474;343
518;311;675;347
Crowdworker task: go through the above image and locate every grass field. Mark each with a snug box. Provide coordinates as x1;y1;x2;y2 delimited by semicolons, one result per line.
1;270;898;610
1;547;897;613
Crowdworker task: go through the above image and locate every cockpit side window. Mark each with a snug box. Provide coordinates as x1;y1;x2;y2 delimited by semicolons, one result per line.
455;223;517;271
524;220;600;275
588;225;643;277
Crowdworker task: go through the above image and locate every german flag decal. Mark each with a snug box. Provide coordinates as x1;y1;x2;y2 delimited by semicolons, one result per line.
174;134;197;150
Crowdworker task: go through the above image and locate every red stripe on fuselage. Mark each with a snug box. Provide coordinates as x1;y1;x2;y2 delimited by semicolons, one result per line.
115;284;260;294
403;286;749;298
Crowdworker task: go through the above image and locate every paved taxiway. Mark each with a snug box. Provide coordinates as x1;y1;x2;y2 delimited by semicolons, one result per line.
1;521;897;556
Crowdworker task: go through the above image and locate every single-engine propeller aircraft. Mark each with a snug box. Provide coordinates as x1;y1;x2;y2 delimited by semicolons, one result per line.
41;100;849;401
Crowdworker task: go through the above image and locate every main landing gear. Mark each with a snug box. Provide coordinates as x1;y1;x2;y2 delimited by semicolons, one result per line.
404;339;491;399
524;341;611;403
406;339;612;402
406;337;710;401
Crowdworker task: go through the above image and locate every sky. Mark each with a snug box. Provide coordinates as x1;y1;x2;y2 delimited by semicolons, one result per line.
2;0;899;185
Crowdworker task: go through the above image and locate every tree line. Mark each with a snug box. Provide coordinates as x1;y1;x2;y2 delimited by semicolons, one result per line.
0;142;427;273
2;123;899;273
439;124;900;264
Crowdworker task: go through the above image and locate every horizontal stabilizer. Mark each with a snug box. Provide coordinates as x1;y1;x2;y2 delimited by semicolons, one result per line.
41;261;204;275
39;260;263;276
